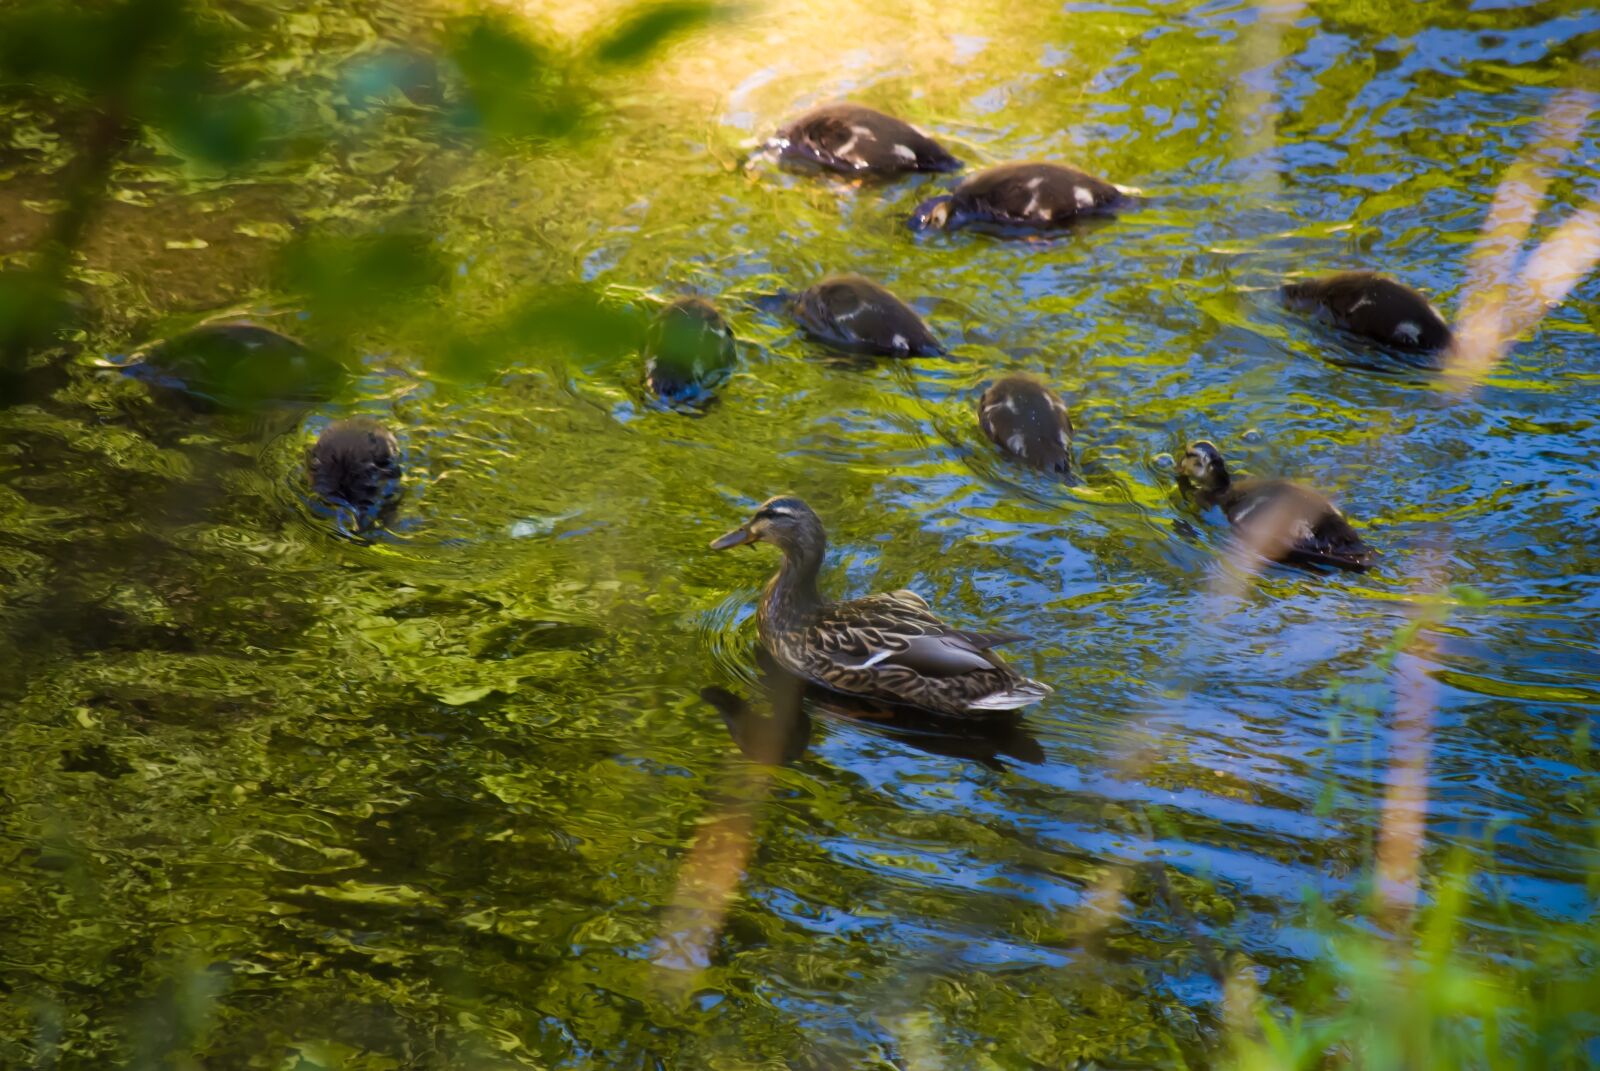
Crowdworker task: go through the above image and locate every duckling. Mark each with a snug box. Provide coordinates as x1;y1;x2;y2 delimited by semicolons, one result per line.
909;161;1130;233
1176;441;1372;572
978;374;1073;476
709;496;1051;717
792;274;942;356
307;418;402;526
642;297;737;407
770;102;962;177
1281;272;1452;355
122;321;347;409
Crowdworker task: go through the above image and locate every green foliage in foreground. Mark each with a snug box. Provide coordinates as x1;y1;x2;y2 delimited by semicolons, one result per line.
0;0;715;394
1230;857;1597;1070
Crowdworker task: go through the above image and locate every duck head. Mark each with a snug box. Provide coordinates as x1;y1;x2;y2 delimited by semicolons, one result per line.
908;194;955;232
710;495;826;558
1177;440;1230;494
643;297;736;405
308;419;400;504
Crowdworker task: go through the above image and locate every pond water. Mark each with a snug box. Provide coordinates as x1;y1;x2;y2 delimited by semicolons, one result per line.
1;0;1597;1066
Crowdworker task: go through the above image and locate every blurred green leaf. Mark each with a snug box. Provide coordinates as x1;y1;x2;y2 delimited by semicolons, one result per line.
0;268;72;360
343;49;443;109
0;6;105;90
445;14;587;143
0;0;182;97
144;90;266;167
505;287;646;362
428;285;647;384
277;231;449;326
140;47;266;167
0;0;272;168
591;2;726;66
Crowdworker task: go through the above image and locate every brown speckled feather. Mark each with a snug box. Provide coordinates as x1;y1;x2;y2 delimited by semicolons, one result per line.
1178;441;1372;573
792;274;943;356
979;374;1074;475
1281;271;1452;354
773;103;961;176
764;591;1040;717
952;162;1126;229
1216;479;1373;572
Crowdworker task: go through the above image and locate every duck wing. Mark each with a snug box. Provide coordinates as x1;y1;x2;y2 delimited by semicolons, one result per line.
777;105;960;174
1281;272;1452;354
793;277;943;356
1224;480;1372;572
1299;509;1374;571
958;163;1125;227
810;592;1028;676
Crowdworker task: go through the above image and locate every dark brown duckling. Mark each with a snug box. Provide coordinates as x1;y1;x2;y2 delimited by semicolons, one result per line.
307;418;402;526
1281;272;1452;355
792;274;943;357
978;374;1074;476
1176;441;1372;572
910;161;1130;233
642;297;737;408
770;102;962;177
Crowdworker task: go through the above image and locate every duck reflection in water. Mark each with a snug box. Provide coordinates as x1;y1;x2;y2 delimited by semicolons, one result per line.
702;651;1044;772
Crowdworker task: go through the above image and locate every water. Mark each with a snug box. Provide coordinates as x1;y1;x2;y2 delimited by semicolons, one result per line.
1;0;1597;1065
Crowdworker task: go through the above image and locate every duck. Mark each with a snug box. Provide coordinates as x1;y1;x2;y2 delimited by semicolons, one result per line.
121;320;347;410
642;297;737;407
769;102;962;177
709;496;1051;717
1281;272;1453;355
307;418;402;526
792;274;942;356
909;161;1130;233
1175;441;1373;572
978;374;1073;476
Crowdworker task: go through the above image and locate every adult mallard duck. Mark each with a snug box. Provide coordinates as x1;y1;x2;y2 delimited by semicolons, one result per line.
1281;271;1453;355
979;373;1074;476
770;102;962;177
1176;441;1372;572
792;274;943;356
709;496;1051;717
307;418;402;528
909;161;1131;234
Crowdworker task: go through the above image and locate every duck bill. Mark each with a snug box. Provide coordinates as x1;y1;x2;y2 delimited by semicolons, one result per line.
908;195;952;232
709;525;756;550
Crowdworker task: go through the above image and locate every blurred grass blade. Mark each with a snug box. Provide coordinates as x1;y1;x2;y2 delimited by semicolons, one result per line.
591;2;727;66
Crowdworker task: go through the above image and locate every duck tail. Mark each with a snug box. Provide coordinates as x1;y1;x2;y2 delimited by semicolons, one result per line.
967;677;1052;712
